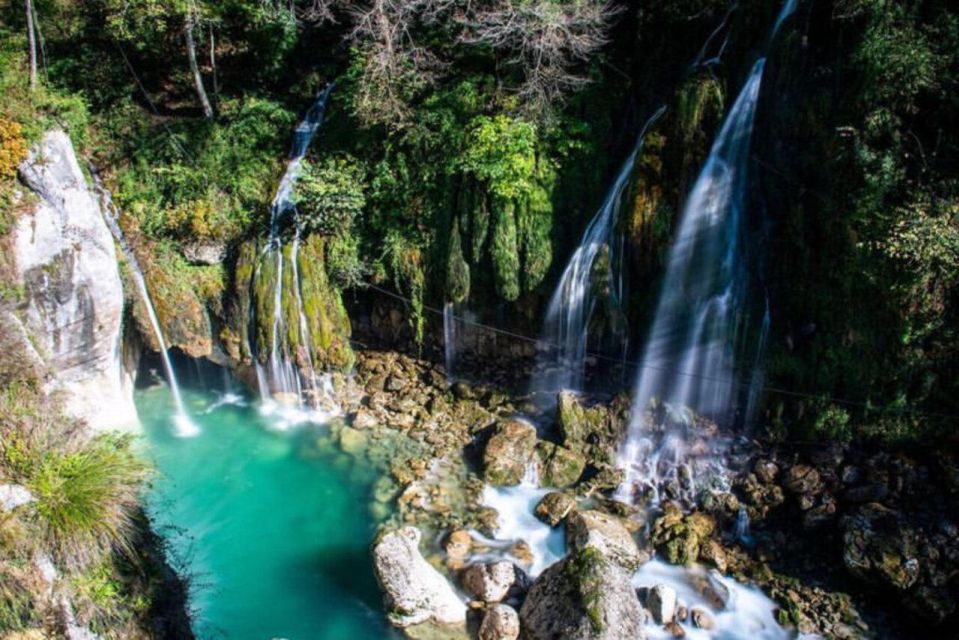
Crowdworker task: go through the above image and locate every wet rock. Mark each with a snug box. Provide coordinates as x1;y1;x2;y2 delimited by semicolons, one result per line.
386;375;408;392
754;459;779;484
444;530;472;561
339;427;368;455
650;503;715;566
557;391;609;449
698;539;728;573
664;621;685;637
691;573;729;610
483;420;537;486
372;527;467;628
647;584;677;623
479;603;520;640
535;441;586;487
520;548;645;640
534;492;576;527
690;607;714;630
461;562;517;603
841;503;920;590
566;510;645;571
783;465;822;495
352;409;379;430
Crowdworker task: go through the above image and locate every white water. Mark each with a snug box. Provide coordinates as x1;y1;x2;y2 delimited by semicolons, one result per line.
443;302;456;382
531;106;666;398
633;560;795;640
480;462;565;578
618;0;798;503
90;169;198;437
252;84;339;417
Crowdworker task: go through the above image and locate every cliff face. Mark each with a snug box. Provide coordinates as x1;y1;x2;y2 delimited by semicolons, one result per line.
13;130;138;431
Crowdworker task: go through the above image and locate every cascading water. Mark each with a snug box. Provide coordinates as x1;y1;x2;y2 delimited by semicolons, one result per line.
251;84;339;418
90;168;198;437
617;0;797;503
443;302;456;382
530;106;666;398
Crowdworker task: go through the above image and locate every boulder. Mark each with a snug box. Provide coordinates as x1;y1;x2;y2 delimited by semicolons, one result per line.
461;562;517;603
647;584;677;624
181;240;227;265
783;465;823;495
483;420;537;486
535;441;586;487
841;503;920;591
479;604;520;640
690;607;714;630
13;130;137;431
372;527;466;628
566;510;645;571
520;548;645;640
444;530;472;561
557;391;608;449
534;492;576;527
650;503;715;566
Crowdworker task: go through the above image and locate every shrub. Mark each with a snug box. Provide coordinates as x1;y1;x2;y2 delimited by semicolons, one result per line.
0;118;27;179
326;233;367;290
296;155;367;236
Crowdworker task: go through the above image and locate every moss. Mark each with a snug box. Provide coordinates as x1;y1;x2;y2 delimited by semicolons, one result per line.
518;160;555;293
564;547;608;632
445;217;470;303
491;198;521;301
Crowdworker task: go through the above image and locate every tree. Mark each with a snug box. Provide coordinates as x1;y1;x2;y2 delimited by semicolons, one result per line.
184;2;214;119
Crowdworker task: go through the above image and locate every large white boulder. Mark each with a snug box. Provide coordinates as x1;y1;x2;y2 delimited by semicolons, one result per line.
372;526;467;628
14;130;137;431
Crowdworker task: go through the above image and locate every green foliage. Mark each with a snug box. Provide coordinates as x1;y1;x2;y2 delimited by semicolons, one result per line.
491;199;521;301
326;233;367;290
382;231;427;342
296;155;367;237
445;218;470;303
461;115;539;200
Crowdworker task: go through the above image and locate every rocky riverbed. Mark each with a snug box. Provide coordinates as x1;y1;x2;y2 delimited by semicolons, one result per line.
311;349;959;640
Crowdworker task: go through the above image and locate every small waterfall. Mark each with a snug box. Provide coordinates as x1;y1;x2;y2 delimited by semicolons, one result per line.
530;106;666;398
443;302;456;382
251;84;338;414
618;0;797;503
90;169;198;437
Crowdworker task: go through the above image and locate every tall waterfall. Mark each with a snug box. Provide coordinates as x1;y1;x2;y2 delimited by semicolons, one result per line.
617;0;797;502
252;84;335;409
530;106;666;398
91;169;198;437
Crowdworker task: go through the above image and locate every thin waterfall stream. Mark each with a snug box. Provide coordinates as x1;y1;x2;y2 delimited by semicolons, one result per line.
530;106;667;398
90;167;198;437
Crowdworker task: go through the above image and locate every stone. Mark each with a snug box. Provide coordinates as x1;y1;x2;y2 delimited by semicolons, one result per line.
841;503;920;591
698;539;728;573
483;420;537;486
520;548;645;640
650;503;715;566
754;459;779;484
557;391;609;449
534;492;576;527
462;562;516;603
372;527;466;628
566;510;645;571
783;465;822;495
352;409;379;430
339;427;368;455
692;573;730;610
0;484;35;512
13;130;138;431
664;621;685;638
690;607;714;630
535;441;586;487
647;584;677;624
181;240;227;265
479;604;520;640
444;530;472;561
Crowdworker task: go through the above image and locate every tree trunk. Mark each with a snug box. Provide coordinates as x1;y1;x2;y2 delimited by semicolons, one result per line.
25;0;36;90
184;13;213;119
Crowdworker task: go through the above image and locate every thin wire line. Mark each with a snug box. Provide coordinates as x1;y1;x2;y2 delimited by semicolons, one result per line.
362;281;958;420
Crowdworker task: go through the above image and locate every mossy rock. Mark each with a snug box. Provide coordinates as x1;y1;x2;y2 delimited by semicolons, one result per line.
556;391;610;450
535;441;586;488
650;502;716;566
483;420;537;486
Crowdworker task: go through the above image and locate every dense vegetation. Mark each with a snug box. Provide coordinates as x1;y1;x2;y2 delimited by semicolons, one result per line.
1;0;957;440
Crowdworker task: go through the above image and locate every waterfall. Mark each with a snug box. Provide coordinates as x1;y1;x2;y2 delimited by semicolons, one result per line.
251;84;337;412
530;106;666;399
617;0;797;503
443;302;456;382
90;169;198;437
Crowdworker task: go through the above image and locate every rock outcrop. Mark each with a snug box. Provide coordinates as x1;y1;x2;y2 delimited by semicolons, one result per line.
520;547;645;640
566;510;646;572
483;419;537;486
372;527;467;628
13;130;137;431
